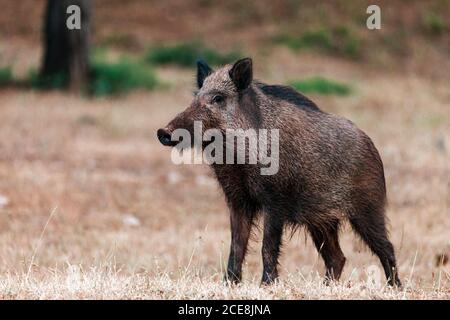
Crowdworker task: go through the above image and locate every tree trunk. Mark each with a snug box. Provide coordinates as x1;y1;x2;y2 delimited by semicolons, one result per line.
41;0;91;92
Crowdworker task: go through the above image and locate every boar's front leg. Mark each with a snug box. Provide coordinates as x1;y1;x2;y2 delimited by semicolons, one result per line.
261;213;284;285
226;206;256;284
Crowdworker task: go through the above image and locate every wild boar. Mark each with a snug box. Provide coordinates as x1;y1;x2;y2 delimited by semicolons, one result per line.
157;58;401;287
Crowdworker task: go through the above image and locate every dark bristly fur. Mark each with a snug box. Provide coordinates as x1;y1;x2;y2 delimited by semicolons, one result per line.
256;82;320;111
157;58;402;287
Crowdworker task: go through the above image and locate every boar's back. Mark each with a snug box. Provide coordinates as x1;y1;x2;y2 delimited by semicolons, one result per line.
257;83;320;112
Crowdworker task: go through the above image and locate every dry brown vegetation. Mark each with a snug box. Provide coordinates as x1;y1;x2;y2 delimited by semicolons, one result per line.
0;1;449;299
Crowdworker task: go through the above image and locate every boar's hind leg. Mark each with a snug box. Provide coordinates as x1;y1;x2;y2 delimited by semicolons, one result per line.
349;212;402;287
308;222;346;284
261;213;284;285
226;207;257;284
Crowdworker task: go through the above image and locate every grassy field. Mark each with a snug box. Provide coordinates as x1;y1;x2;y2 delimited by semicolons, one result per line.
0;49;448;299
0;1;449;299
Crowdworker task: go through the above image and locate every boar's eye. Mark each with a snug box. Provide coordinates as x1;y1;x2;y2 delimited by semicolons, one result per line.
212;94;225;104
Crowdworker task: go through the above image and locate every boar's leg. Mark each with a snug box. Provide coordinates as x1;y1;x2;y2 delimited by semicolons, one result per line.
349;214;402;287
308;222;346;284
261;213;284;285
226;207;256;284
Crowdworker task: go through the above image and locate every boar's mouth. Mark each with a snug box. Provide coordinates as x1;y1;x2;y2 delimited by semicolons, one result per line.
157;128;179;147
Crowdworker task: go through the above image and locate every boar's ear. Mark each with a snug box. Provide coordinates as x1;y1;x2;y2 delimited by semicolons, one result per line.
229;58;253;91
196;59;213;89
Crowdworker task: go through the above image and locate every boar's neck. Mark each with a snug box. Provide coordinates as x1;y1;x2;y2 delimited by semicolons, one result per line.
210;163;260;202
238;85;263;128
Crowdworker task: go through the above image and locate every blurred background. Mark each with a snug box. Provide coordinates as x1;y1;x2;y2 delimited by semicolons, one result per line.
0;0;448;298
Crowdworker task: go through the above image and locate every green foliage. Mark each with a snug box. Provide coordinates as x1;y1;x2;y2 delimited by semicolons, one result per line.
333;26;361;59
28;70;67;90
146;42;241;67
0;67;13;86
25;49;159;96
288;77;351;96
423;12;445;35
90;58;158;96
274;29;332;51
275;26;361;59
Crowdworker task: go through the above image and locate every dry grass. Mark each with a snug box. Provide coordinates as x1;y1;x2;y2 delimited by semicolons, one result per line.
0;47;448;299
0;266;445;300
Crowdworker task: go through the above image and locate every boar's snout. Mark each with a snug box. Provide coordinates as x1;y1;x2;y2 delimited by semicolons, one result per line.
157;128;177;147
